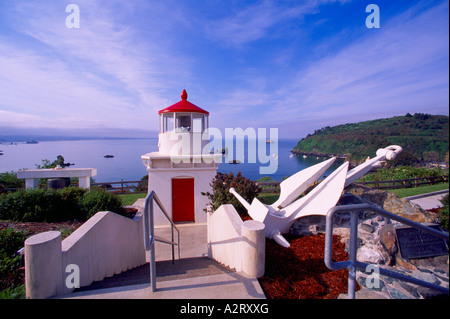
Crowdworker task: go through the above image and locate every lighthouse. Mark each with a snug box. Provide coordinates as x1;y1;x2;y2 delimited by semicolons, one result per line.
141;90;219;226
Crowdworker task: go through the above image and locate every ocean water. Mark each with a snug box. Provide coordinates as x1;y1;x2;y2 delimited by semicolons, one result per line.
0;138;342;183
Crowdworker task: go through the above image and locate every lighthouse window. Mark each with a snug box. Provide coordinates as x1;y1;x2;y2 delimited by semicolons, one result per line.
193;114;205;133
162;113;174;133
175;113;191;132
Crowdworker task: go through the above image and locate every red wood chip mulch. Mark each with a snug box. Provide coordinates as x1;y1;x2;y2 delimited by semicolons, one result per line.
258;233;356;299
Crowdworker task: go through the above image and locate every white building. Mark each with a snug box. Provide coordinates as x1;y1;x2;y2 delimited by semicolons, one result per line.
141;90;219;226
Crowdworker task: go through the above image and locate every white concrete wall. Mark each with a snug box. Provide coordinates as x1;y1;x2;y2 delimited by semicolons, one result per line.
25;211;146;299
207;204;265;278
148;168;217;226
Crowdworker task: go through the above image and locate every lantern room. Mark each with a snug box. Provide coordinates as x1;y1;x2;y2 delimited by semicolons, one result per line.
159;89;209;134
157;89;210;156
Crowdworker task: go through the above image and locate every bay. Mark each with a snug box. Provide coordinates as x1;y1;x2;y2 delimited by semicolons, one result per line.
0;138;342;183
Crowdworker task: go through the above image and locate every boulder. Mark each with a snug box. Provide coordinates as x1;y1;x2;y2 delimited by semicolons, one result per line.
346;184;439;223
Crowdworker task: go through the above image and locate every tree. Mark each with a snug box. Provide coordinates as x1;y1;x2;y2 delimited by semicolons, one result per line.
201;172;261;218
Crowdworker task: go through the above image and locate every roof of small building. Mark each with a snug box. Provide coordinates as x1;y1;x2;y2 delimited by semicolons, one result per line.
158;90;209;115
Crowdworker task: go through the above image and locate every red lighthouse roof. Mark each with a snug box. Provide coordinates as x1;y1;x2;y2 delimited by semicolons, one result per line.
158;90;209;115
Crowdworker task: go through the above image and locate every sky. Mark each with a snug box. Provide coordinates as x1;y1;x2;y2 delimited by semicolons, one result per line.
0;0;448;140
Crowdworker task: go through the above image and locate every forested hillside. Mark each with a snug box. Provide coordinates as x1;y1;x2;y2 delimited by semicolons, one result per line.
293;113;449;163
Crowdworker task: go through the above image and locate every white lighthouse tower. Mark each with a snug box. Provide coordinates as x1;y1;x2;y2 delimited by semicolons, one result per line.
141;90;219;226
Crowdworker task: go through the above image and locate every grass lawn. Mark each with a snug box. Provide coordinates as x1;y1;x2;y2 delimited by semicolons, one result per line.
258;193;279;205
387;183;449;198
118;192;147;206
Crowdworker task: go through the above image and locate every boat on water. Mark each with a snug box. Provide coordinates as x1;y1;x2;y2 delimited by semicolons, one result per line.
104;155;114;158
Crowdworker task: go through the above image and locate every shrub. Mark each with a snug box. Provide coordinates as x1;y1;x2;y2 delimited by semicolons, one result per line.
0;188;64;222
0;171;24;190
0;187;126;222
358;166;446;182
0;228;25;257
0;228;26;293
59;187;88;220
202;172;261;218
80;188;126;219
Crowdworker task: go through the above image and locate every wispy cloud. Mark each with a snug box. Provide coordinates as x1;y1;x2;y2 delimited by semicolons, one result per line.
0;1;447;139
206;0;348;48
213;1;449;136
0;0;192;132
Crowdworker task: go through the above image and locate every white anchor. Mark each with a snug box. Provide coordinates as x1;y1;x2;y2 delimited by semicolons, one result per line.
230;145;402;247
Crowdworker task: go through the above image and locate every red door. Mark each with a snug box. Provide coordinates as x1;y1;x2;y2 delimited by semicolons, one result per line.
172;178;195;222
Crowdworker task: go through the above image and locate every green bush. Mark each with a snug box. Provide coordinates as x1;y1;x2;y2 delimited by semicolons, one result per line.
0;188;64;222
0;171;24;190
0;187;126;222
59;187;88;220
202;172;261;218
80;188;125;219
0;228;25;257
0;228;26;294
358;166;446;182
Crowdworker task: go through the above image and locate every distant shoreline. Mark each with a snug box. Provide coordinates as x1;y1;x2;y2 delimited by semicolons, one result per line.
0;136;157;143
291;149;349;160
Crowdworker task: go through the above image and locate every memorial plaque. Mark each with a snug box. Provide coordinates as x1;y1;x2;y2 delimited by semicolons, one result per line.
395;225;448;259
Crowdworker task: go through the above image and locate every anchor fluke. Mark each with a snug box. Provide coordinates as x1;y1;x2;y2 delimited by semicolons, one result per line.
271;230;290;248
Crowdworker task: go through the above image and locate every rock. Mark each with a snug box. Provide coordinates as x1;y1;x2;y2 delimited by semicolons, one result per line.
397;282;422;299
379;224;397;255
346;185;437;223
411;270;439;285
396;257;418;271
333;227;350;243
357;273;385;292
358;246;384;264
340;289;390;299
386;285;413;299
389;281;419;299
291;215;326;236
358;231;375;246
359;223;376;233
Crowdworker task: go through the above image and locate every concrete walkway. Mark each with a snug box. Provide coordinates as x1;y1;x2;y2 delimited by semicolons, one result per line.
406;189;448;210
57;208;266;299
60;271;265;299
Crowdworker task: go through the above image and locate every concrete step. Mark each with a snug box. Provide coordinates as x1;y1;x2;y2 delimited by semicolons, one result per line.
74;257;234;293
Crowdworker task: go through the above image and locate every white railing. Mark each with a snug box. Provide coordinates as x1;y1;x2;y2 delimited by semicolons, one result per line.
143;191;180;292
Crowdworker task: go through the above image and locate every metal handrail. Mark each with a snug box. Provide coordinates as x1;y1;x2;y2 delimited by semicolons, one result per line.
325;203;449;299
143;190;180;292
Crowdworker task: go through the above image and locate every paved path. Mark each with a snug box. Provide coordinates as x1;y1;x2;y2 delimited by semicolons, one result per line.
61;271;265;299
406;189;448;210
